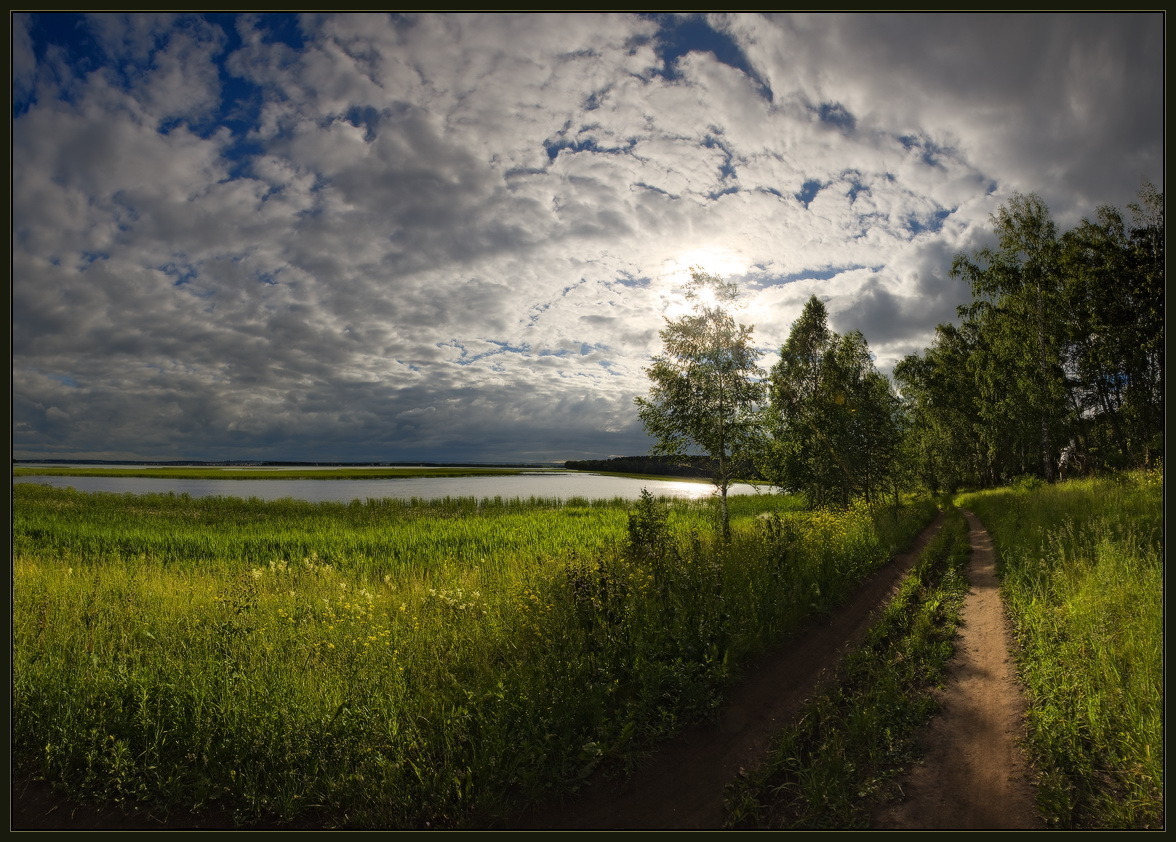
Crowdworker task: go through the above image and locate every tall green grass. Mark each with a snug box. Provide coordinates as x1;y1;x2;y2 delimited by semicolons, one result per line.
957;469;1162;829
13;484;935;828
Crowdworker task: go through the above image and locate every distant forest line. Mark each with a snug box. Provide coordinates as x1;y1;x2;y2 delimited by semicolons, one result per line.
564;454;756;479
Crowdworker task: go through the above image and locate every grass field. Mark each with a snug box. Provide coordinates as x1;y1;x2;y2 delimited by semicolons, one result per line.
13;484;934;828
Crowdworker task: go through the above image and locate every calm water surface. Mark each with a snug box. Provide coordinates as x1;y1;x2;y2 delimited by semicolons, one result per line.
14;473;762;503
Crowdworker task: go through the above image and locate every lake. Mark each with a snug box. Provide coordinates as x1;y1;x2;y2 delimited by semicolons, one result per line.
13;473;764;503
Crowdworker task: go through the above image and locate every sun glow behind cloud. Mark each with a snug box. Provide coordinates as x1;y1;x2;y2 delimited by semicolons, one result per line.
10;12;1162;463
664;246;753;285
658;245;753;318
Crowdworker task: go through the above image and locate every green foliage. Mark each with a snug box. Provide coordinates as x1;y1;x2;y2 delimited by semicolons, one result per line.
13;484;935;829
636;269;765;539
1058;184;1164;471
761;296;902;508
625;488;672;563
901;183;1163;489
1010;474;1043;492
957;471;1161;828
895;321;990;491
952;192;1069;482
564;454;717;478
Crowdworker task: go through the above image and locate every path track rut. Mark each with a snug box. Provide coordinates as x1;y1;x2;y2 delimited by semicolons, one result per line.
510;511;948;829
870;510;1042;829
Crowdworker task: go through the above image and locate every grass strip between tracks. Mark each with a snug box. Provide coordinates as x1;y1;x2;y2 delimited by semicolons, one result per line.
723;503;971;829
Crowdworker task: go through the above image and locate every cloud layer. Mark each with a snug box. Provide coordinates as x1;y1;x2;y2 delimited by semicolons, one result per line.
12;12;1163;462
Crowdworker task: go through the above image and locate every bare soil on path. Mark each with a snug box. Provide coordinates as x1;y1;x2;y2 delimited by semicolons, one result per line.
870;510;1043;830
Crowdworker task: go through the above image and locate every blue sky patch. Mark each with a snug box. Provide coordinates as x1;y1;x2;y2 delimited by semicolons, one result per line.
795;179;823;207
50;373;81;388
817;101;856;133
907;208;952;235
640;13;771;98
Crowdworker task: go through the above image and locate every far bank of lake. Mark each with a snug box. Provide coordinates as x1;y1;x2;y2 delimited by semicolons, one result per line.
12;472;763;503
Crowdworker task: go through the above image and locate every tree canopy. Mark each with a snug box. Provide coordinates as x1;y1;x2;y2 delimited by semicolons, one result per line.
759;296;902;507
633;183;1162;513
898;182;1163;489
635;269;764;539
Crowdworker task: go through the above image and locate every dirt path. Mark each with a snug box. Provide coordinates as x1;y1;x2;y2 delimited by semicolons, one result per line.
870;510;1043;830
507;511;948;829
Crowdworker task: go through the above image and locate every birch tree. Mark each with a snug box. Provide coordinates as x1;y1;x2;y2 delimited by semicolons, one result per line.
635;269;764;540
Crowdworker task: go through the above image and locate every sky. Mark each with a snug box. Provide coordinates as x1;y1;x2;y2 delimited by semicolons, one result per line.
10;12;1165;463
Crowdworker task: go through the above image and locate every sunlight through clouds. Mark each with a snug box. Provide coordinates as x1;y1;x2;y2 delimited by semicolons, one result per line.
11;12;1162;463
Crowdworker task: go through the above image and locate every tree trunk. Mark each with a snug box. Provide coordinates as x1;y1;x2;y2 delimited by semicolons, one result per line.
1041;414;1054;481
718;450;731;542
720;483;730;542
1036;287;1056;482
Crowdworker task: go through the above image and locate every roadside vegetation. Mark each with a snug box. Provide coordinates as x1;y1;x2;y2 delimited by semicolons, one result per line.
719;470;1162;831
13;483;934;828
723;504;971;828
957;469;1162;829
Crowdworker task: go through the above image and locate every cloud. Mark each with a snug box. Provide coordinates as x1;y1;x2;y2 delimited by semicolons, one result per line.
12;14;38;105
11;12;1162;461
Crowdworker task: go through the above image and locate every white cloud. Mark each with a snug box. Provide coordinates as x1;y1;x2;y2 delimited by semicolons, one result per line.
12;12;1162;461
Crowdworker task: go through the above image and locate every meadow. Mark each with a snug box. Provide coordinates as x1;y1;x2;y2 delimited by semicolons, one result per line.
12;483;934;828
957;470;1163;829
